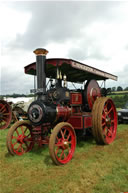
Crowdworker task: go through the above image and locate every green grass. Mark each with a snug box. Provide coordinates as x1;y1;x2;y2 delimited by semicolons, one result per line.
0;124;128;193
111;90;128;94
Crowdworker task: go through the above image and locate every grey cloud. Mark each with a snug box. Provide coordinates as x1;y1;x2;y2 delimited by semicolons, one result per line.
125;44;128;50
2;1;128;95
7;1;121;52
67;40;111;61
116;64;128;88
1;65;34;95
106;64;128;89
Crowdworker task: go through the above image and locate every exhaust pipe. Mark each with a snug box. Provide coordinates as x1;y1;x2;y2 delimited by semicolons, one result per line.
33;48;48;100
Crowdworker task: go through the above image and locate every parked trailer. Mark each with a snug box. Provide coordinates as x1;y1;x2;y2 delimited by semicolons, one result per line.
6;48;118;165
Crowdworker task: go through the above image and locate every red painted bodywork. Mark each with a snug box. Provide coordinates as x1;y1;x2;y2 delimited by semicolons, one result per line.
68;113;92;130
56;103;92;130
56;105;71;122
70;93;82;105
31;124;51;146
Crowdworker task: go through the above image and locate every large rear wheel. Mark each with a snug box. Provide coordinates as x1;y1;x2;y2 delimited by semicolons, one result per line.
92;97;117;144
0;100;12;130
49;122;76;165
7;120;34;155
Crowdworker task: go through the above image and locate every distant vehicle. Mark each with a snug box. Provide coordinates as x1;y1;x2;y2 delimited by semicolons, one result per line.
118;102;128;123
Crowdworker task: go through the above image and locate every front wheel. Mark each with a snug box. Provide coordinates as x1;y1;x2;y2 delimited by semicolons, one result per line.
6;120;34;156
49;122;76;165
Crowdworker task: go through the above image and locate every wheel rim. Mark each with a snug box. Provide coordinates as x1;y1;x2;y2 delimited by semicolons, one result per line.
0;100;12;130
92;97;103;144
55;126;76;164
92;97;117;145
101;99;117;144
52;123;76;165
10;123;33;155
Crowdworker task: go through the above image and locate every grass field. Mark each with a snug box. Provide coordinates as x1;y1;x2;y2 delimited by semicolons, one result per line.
0;124;128;193
111;91;128;94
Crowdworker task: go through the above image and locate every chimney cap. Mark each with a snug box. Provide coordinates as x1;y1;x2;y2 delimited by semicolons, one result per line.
33;48;48;56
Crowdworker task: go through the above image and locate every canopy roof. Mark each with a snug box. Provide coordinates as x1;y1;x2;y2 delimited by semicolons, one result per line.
24;58;117;83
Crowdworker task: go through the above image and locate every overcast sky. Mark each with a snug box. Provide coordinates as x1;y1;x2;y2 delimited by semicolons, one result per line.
0;1;128;95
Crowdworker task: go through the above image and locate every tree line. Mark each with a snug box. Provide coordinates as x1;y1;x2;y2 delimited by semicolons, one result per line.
0;93;34;99
110;86;128;92
111;94;128;108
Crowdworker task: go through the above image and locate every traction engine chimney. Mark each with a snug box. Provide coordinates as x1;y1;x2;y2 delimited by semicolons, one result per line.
33;48;48;100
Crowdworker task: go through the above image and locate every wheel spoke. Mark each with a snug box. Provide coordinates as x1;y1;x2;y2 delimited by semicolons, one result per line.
12;141;18;147
12;136;18;140
67;133;71;141
102;122;106;127
56;136;59;142
63;129;66;138
16;144;22;152
106;107;113;116
1;108;7;113
104;101;109;110
108;107;113;114
60;130;65;139
59;150;64;159
55;143;63;147
102;113;106;120
107;129;113;136
55;146;59;155
24;127;28;134
63;152;67;159
16;129;20;136
21;126;25;135
21;146;24;153
3;113;10;116
0;104;6;112
26;133;31;138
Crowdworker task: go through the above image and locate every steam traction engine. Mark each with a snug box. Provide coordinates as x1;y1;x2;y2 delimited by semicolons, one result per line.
6;48;118;165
